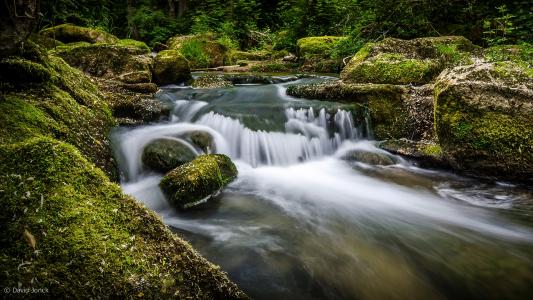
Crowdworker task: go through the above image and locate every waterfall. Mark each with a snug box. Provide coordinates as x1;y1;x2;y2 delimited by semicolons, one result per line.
115;102;364;181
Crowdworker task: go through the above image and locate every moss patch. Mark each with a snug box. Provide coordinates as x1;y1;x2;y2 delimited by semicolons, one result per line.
341;36;477;85
434;62;533;178
167;34;228;68
40;24;118;44
297;36;346;59
0;138;247;299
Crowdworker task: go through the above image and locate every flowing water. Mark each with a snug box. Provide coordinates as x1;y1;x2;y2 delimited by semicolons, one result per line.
112;75;533;300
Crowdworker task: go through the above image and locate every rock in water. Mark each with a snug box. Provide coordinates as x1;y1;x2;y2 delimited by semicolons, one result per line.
142;138;197;173
342;150;397;166
434;61;533;179
153;50;191;85
160;154;238;210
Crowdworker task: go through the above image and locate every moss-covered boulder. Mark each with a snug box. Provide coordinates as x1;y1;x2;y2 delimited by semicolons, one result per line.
341;36;477;85
52;42;152;84
160;154;238;210
95;78;168;126
0;57;53;86
192;74;233;88
0;138;247;299
40;24;118;44
297;36;346;59
167;33;228;69
434;61;533;179
0;47;117;178
142;138;197;173
153;50;191;85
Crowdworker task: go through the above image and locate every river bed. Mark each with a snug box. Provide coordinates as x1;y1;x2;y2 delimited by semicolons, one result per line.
111;74;533;300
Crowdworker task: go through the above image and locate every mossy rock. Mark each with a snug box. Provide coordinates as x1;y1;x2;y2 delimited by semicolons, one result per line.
287;82;420;140
297;36;346;59
379;139;448;168
95;78;168;126
192;74;233;89
40;24;118;44
0;138;247;299
153;50;191;85
117;39;151;53
434;61;533;179
160;154;238;210
28;33;65;50
341;36;477;85
342;150;397;165
0;57;52;86
187;131;215;153
0;51;117;178
167;33;228;68
142;138;197;173
250;62;299;73
300;58;341;73
52;42;152;83
229;50;272;62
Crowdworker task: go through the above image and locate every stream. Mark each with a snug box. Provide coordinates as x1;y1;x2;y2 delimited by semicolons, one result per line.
111;74;533;300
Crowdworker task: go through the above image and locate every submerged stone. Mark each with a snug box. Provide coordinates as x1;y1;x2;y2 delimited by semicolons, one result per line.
160;154;238;210
342;150;397;166
142;138;197;173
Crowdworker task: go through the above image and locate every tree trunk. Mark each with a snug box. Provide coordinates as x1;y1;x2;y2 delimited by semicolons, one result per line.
178;0;187;18
168;0;176;18
0;0;40;57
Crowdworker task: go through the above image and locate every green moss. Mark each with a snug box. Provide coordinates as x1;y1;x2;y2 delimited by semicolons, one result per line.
229;50;272;62
0;57;52;86
40;24;118;44
344;53;441;85
117;39;151;53
297;36;346;59
0;138;247;299
142;138;197;173
51;41;153;85
421;143;442;156
153;50;191;85
167;34;228;68
341;36;477;84
160;154;238;209
484;44;533;65
434;65;533;177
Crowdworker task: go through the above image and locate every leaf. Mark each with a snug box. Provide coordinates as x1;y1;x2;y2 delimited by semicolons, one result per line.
23;228;36;249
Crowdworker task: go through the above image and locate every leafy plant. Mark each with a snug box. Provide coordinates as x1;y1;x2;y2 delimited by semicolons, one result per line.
483;5;516;46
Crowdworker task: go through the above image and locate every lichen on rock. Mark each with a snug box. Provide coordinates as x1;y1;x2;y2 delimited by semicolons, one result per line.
434;61;533;179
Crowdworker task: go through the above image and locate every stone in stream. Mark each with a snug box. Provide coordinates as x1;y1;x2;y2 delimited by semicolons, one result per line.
434;59;533;180
186;131;215;153
160;154;238;210
142;138;197;173
342;150;397;166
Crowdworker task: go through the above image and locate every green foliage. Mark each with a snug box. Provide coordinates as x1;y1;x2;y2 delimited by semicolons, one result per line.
483;5;516;46
128;6;180;46
180;40;211;68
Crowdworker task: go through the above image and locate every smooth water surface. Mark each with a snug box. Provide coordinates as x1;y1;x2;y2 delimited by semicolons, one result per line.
112;74;533;300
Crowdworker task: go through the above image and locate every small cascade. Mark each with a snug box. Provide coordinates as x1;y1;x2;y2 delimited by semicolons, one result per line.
197;107;361;167
170;100;208;122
